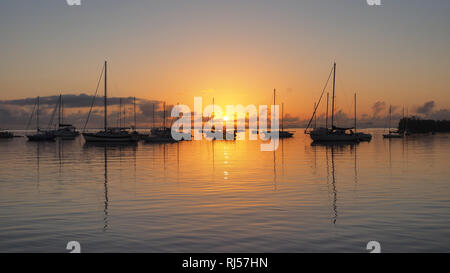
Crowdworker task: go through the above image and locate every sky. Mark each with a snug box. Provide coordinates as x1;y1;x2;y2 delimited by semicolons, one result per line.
0;0;450;128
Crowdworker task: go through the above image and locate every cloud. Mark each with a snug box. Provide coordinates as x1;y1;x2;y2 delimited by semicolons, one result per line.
417;101;435;114
0;94;160;109
371;101;386;116
0;94;166;129
428;108;450;120
1;94;449;129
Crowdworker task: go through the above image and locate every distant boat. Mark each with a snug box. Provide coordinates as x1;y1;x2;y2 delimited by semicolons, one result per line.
204;97;237;141
144;127;178;143
305;63;359;142
356;132;372;141
82;61;139;143
0;129;14;138
143;101;179;143
49;94;80;140
383;105;404;139
263;89;294;138
353;93;372;142
129;96;149;140
277;90;294;138
27;96;56;141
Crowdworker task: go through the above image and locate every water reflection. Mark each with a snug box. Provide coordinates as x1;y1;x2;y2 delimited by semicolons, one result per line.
103;147;109;232
82;142;138;232
311;142;359;224
2;130;450;252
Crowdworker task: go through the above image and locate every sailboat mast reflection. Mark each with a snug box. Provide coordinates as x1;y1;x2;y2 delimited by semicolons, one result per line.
273;141;277;191
36;142;40;191
330;146;338;224
103;147;109;232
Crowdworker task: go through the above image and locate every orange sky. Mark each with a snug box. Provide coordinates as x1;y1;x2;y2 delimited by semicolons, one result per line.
1;1;449;120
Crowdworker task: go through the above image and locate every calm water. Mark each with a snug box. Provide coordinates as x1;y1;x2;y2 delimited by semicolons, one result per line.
1;129;450;252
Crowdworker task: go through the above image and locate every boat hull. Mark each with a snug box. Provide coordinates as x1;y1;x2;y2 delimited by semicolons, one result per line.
356;133;372;142
83;133;139;142
383;134;403;139
0;132;14;139
310;133;359;142
27;134;56;141
53;131;79;140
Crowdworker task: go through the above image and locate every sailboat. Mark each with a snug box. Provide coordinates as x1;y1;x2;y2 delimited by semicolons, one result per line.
82;61;139;143
143;101;178;143
280;102;294;138
353;93;372;141
265;89;294;138
204;97;237;140
27;96;57;141
306;63;359;142
0;129;14;138
130;96;149;139
50;94;79;140
383;105;403;139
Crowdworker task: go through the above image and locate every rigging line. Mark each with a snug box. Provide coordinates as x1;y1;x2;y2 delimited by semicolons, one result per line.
25;102;37;131
82;65;105;132
47;100;59;129
304;65;334;133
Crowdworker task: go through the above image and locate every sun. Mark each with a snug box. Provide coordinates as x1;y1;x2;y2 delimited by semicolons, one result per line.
224;116;229;121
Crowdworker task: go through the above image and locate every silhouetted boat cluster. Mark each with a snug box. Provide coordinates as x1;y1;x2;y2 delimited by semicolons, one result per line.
10;61;439;145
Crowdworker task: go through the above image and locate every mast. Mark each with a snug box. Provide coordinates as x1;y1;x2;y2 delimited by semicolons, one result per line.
212;97;215;131
282;102;284;132
37;96;40;132
326;92;329;129
152;104;155;128
163;102;166;128
119;98;122;128
58;94;62;128
104;61;108;131
61;95;64;125
388;105;392;133
273;89;276;105
331;62;336;129
273;89;276;123
134;96;137;130
354;93;357;132
314;103;317;129
405;107;408;134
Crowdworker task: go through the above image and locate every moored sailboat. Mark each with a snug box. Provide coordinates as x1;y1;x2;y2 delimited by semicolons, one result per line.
0;129;14;138
143;101;179;143
27;96;56;141
203;97;237;141
353;93;372;142
49;94;80;140
383;105;403;139
82;61;139;143
305;63;359;142
264;89;294;138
